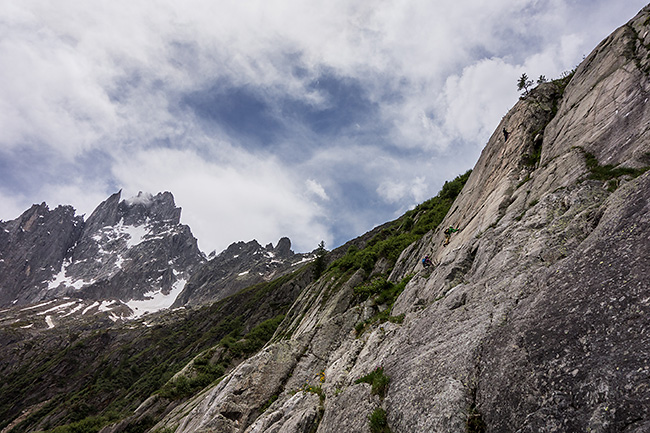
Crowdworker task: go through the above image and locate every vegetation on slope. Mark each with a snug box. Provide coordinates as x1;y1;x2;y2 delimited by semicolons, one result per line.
0;269;309;433
328;170;472;276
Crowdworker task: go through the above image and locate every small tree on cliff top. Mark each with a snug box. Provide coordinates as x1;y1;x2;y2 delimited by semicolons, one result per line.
517;73;534;96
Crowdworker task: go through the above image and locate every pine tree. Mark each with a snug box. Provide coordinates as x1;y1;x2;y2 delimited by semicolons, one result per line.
313;241;327;279
517;73;534;96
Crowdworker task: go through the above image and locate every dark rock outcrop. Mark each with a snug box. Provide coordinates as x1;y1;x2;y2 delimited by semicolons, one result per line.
173;237;314;307
0;203;83;307
0;191;203;313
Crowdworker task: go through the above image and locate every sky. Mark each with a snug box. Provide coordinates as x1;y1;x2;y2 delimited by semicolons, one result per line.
0;1;647;254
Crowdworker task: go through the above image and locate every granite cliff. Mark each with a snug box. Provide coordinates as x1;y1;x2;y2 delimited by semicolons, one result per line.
147;6;650;433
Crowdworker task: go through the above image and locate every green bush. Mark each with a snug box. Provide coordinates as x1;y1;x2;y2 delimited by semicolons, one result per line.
223;314;285;357
467;405;487;433
583;150;648;181
355;366;390;398
354;275;412;336
353;278;394;302
368;407;392;433
312;241;327;279
44;412;122;433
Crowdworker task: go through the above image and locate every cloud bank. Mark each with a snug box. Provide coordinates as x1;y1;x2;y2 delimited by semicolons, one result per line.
0;0;647;252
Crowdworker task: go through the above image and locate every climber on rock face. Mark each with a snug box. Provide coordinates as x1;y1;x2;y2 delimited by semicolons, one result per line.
443;226;460;246
422;255;433;268
503;127;510;141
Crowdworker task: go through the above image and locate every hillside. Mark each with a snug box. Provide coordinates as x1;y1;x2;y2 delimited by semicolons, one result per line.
1;4;650;433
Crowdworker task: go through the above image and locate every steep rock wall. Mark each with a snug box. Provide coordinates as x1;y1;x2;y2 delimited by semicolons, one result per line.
152;6;650;433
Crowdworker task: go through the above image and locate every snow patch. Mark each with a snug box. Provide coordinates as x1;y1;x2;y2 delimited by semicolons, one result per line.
37;301;77;315
97;300;114;312
292;256;314;266
116;220;149;249
82;301;100;315
61;303;84;318
238;271;250;276
47;259;95;291
21;300;56;311
126;278;187;318
20;323;34;329
93;218;154;254
45;316;55;329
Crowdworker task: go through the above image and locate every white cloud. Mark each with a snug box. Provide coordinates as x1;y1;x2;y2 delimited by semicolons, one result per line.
0;6;118;157
441;58;520;146
377;180;407;205
305;179;329;201
0;190;27;221
38;181;112;218
377;176;428;206
111;147;330;253
0;0;647;251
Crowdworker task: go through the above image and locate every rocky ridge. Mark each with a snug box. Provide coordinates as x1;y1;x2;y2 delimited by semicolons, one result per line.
173;237;315;308
0;191;314;328
0;191;204;318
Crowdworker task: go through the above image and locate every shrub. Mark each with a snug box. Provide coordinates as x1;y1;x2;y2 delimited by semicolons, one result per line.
354;275;412;336
467;404;487;433
296;383;325;403
312;241;327;279
368;407;392;433
353;277;394;302
355;366;390;399
221;314;285;357
583;150;648;181
517;73;533;95
44;412;122;433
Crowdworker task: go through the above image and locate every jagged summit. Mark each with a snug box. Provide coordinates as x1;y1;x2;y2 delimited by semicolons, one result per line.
83;191;182;235
0;191;203;318
0;190;311;324
172;236;314;307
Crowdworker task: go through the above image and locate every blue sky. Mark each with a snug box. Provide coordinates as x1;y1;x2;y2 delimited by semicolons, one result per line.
0;1;647;254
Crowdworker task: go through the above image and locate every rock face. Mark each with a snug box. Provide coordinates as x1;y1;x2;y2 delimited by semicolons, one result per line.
0;191;203;315
0;203;83;307
150;6;650;433
173;237;314;307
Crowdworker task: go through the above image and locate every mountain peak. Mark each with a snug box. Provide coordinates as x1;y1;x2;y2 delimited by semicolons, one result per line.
0;191;203;314
171;236;311;307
